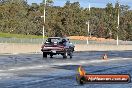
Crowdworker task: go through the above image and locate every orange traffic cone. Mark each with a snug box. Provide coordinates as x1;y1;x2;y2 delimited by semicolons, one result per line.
102;54;108;60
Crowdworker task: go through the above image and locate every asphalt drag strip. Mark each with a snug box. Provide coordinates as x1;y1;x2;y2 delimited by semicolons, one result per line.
0;51;132;88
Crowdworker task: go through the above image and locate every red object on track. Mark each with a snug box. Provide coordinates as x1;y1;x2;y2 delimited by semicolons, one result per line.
102;53;108;60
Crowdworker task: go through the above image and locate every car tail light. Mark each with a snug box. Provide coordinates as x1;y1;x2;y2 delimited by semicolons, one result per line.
58;45;64;48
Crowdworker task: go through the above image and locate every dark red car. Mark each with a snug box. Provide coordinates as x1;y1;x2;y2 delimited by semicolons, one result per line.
41;37;75;58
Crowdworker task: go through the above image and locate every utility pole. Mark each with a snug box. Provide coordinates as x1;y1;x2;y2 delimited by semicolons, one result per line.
41;0;46;42
117;4;120;46
86;21;89;44
86;3;90;45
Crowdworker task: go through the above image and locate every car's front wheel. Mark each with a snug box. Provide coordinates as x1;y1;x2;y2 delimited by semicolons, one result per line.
63;50;68;59
43;52;47;58
69;52;73;59
50;54;53;58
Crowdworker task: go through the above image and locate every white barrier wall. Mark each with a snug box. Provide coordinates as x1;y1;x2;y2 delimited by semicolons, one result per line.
0;43;132;55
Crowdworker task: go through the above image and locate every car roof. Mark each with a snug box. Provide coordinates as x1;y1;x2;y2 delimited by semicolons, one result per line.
48;37;61;39
48;37;69;40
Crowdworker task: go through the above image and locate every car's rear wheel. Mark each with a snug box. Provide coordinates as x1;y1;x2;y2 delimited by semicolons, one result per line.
68;49;73;59
50;54;53;58
43;52;47;58
63;51;68;59
69;52;73;59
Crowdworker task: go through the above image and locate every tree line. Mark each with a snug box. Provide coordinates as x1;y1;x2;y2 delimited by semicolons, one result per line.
0;0;132;40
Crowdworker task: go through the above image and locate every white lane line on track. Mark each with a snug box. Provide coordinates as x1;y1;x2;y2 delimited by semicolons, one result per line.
53;58;132;66
0;58;131;73
5;77;58;88
0;65;50;72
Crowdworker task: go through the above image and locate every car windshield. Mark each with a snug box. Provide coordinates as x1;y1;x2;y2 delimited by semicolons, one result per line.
51;38;60;43
46;38;61;43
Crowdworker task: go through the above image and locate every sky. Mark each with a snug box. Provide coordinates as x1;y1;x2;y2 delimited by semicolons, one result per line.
27;0;132;9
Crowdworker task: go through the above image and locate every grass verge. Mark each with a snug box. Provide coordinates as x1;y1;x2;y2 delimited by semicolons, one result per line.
0;32;45;38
